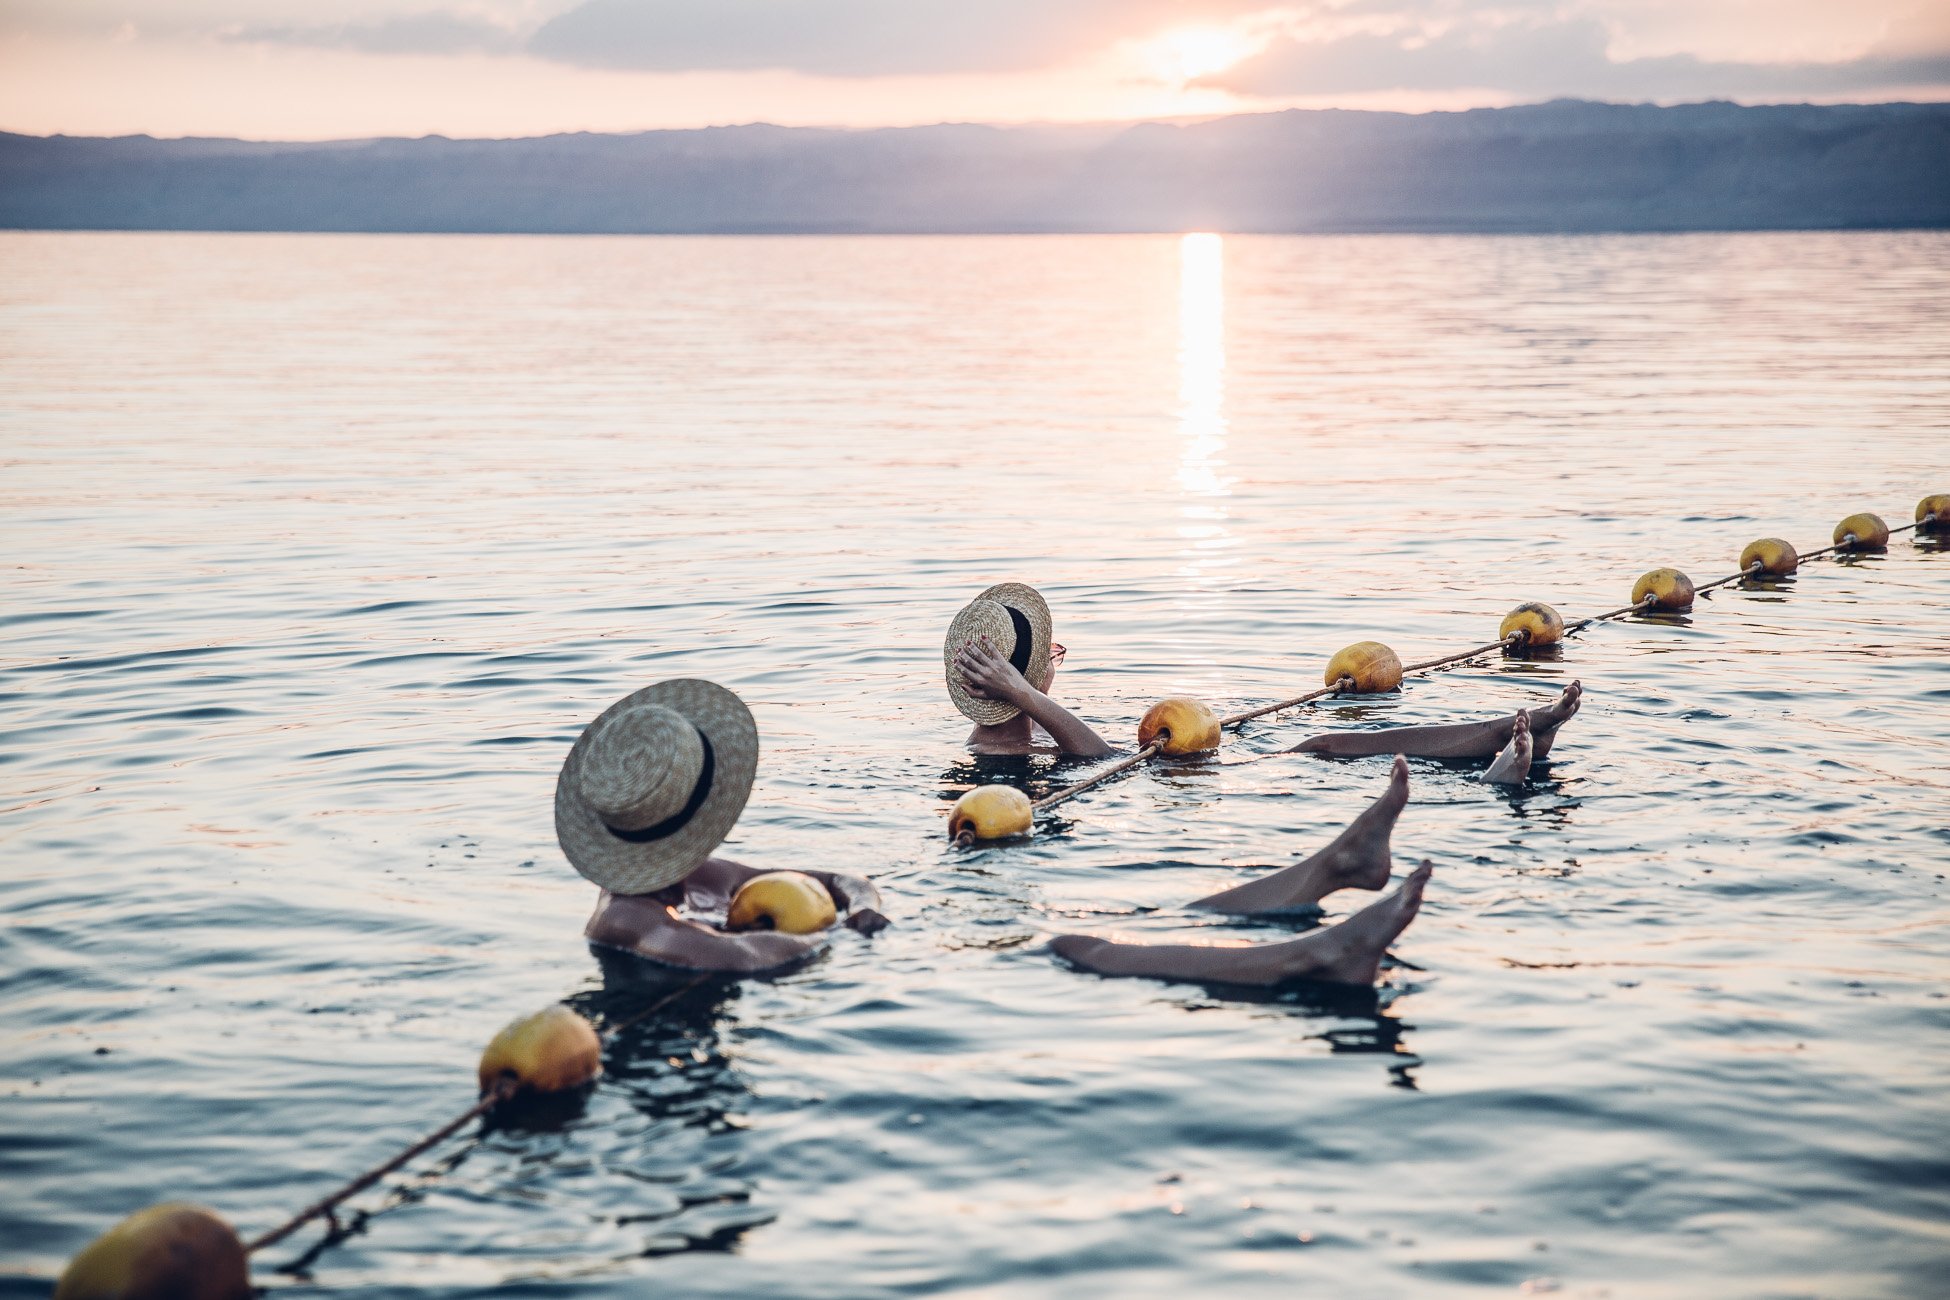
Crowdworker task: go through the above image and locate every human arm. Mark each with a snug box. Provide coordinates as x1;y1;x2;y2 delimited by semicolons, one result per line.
586;890;820;973
683;857;889;935
954;636;1114;758
803;870;889;935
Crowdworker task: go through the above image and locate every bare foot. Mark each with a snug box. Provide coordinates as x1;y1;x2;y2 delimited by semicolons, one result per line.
1190;756;1408;913
1482;710;1532;784
1305;859;1433;985
1052;860;1434;988
1324;754;1409;889
1291;683;1584;762
1527;680;1582;759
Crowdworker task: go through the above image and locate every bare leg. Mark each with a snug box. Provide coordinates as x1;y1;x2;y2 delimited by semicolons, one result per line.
1291;681;1582;761
1189;756;1408;914
1526;679;1581;759
1480;710;1533;784
1051;861;1432;988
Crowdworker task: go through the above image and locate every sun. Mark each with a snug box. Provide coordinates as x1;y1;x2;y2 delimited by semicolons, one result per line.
1140;24;1263;85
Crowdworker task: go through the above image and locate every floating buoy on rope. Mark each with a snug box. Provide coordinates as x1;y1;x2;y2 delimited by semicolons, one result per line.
56;1203;250;1300
1740;538;1799;576
1136;697;1222;755
948;785;1033;844
1325;641;1403;694
726;871;837;934
477;1005;602;1097
59;491;1946;1288
1499;602;1564;649
1631;567;1695;612
1832;512;1889;551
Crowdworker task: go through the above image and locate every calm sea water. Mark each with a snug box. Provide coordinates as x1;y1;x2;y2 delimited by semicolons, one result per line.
2;230;1946;1298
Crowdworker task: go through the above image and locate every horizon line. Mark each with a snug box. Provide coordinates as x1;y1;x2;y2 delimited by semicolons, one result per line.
5;95;1942;148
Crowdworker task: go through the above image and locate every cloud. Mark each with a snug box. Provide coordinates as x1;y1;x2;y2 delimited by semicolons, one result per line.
19;0;1949;107
525;0;1271;76
1207;9;1950;101
221;13;524;57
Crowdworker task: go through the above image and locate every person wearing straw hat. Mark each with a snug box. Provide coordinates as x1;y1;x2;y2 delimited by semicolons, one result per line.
560;680;888;972
946;582;1115;758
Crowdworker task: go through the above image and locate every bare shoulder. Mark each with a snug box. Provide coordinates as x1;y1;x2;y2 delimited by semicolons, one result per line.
587;894;819;974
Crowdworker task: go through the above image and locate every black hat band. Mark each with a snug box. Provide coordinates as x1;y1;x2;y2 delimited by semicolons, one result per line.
1004;605;1033;675
605;729;717;844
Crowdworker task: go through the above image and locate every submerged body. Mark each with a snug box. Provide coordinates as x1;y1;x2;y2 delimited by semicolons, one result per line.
956;635;1114;757
586;856;886;973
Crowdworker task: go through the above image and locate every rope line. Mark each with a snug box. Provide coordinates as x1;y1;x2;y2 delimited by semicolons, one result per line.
1693;560;1766;596
1401;636;1524;675
245;975;712;1259
1216;677;1352;729
1016;510;1938;821
244;1082;512;1255
1031;742;1161;813
1564;593;1658;633
599;976;711;1039
1797;519;1921;565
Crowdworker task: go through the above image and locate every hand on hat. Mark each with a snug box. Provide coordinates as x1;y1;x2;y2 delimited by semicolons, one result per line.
956;636;1034;706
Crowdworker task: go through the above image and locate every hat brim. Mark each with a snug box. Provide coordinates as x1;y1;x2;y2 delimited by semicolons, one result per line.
555;680;758;895
944;583;1055;725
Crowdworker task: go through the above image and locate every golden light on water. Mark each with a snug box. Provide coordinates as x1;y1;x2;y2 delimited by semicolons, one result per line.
1177;232;1228;504
1175;231;1234;635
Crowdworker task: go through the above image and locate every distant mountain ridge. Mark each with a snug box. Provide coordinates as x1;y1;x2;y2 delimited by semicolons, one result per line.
4;100;1947;233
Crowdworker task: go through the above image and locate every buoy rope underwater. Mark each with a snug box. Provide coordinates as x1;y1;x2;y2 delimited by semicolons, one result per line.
1028;673;1374;814
1027;742;1161;816
952;496;1943;838
58;975;720;1294
242;1083;514;1256
1562;593;1659;633
61;497;1948;1290
235;982;709;1262
1213;676;1355;729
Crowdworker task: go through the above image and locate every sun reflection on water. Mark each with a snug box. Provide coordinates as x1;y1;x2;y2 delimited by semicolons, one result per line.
1176;232;1232;555
1177;232;1227;504
1174;231;1235;675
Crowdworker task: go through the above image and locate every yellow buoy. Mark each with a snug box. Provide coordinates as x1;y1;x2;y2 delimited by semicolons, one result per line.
726;871;837;934
1136;697;1223;755
1914;494;1949;533
1739;538;1799;576
477;1005;602;1097
1631;568;1695;612
947;785;1033;843
1498;602;1564;648
1324;641;1403;694
1832;512;1889;551
56;1203;250;1300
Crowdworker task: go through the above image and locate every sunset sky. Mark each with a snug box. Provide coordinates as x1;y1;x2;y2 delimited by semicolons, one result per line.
4;0;1948;140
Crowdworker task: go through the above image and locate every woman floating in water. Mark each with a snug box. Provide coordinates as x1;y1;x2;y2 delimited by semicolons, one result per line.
559;679;887;973
944;579;1585;781
946;582;1114;758
1291;681;1584;785
1051;757;1429;987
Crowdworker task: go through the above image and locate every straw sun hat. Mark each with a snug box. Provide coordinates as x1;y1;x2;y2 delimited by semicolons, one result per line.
943;582;1055;725
555;679;758;896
